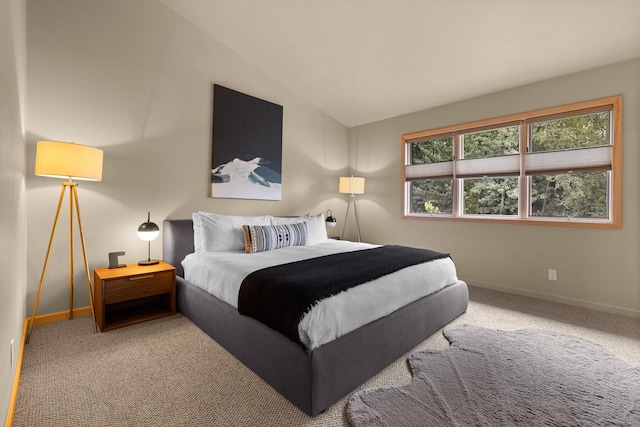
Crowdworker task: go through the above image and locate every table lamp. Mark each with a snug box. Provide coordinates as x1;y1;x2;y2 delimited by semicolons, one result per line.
138;212;160;265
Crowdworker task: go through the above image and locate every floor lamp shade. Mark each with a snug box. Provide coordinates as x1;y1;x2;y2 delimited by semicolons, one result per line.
35;141;103;181
339;176;365;242
339;176;365;195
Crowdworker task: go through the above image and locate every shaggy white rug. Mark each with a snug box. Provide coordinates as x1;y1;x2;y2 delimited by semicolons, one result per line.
347;324;640;426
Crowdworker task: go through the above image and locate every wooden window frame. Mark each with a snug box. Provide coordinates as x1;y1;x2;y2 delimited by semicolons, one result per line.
402;96;622;229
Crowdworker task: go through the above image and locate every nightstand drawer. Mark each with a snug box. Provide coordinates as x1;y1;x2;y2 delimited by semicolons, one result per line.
105;271;174;304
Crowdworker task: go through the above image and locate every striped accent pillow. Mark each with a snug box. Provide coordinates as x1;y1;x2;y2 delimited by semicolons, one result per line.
242;222;308;253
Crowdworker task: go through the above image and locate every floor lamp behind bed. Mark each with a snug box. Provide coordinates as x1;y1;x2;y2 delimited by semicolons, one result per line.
339;176;365;242
27;140;104;343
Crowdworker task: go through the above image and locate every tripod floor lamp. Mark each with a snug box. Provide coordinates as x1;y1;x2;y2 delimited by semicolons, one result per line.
27;141;104;343
339;176;365;242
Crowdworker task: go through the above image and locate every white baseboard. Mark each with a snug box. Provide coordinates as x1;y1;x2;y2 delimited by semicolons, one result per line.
5;320;27;427
467;280;640;319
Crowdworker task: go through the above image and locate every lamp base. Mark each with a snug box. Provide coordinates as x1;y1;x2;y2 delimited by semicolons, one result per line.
138;259;159;266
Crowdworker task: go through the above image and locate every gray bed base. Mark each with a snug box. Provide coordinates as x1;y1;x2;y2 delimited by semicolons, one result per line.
163;219;469;416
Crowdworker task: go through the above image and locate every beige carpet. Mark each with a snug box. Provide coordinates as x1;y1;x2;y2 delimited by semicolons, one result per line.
13;286;640;426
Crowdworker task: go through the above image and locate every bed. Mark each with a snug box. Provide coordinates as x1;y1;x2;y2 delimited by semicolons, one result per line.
163;215;469;416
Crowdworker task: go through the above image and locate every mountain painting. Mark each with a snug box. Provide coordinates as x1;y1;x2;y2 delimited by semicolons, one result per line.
211;84;283;200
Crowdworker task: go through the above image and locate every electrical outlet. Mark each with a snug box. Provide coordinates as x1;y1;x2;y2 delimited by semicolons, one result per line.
548;269;557;281
10;339;15;367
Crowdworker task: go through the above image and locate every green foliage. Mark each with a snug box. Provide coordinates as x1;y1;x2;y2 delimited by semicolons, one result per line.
464;177;519;215
410;180;452;214
531;172;608;218
411;137;453;164
463;126;519;158
531;112;609;152
424;201;441;214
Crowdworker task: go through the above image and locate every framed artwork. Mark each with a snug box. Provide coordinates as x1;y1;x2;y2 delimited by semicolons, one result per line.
211;84;283;200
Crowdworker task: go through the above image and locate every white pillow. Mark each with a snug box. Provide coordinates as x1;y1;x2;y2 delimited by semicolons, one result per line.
193;212;272;252
271;213;327;245
192;212;205;252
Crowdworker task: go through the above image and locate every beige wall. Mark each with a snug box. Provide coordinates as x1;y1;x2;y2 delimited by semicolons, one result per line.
21;0;640;352
25;0;350;314
350;59;640;317
0;0;26;423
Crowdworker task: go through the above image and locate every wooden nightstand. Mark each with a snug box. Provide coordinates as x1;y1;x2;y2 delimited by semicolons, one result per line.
93;261;176;332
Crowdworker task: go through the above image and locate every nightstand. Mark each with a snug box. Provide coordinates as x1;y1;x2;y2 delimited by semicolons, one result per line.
93;261;176;332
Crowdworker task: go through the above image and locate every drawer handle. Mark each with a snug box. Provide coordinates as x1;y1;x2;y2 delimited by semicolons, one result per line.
129;274;154;281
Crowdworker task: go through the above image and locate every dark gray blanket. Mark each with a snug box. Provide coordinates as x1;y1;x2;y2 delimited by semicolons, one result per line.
238;245;450;345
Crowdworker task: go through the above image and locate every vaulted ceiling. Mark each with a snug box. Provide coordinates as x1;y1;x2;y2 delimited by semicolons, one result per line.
161;0;640;127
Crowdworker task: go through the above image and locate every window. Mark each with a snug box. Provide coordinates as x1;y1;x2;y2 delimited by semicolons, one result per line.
402;97;621;228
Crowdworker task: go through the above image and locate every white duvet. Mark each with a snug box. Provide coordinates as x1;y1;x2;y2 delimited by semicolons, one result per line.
182;240;458;350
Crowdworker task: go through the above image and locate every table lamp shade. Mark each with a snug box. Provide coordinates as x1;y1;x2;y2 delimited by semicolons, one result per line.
339;176;365;195
35;140;103;181
138;222;160;241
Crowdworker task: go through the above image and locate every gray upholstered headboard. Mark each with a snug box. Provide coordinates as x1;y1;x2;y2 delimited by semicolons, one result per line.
162;219;194;277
